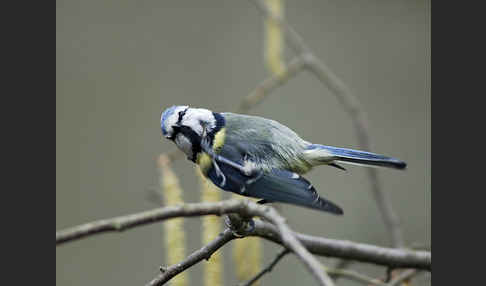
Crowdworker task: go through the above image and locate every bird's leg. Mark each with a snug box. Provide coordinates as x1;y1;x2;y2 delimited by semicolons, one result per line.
224;214;255;236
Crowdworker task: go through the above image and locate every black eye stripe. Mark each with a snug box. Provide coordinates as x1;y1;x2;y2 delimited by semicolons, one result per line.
177;108;188;124
168;126;181;140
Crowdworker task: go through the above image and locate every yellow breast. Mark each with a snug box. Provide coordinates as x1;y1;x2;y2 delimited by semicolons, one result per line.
196;128;226;175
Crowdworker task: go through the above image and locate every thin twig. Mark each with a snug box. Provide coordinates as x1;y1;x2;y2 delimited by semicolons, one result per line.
146;229;236;286
239;248;290;286
248;0;405;249
329;259;353;282
385;267;394;283
387;269;420;286
56;200;431;271
324;267;386;286
237;56;306;114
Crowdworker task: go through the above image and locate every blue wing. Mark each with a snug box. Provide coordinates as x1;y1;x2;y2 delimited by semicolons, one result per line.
205;154;343;215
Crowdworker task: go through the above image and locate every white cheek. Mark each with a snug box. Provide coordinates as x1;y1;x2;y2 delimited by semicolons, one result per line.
174;134;193;157
183;118;203;135
165;117;178;135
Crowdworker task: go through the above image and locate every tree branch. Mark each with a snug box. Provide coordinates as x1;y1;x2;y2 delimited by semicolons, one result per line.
56;200;244;245
254;209;335;286
329;259;354;282
57;199;334;286
387;269;421;286
237;56;306;113
56;200;431;272
146;229;236;286
250;220;430;271
323;266;386;286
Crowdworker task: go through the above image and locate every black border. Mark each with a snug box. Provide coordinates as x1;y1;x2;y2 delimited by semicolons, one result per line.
4;0;54;284
433;0;485;284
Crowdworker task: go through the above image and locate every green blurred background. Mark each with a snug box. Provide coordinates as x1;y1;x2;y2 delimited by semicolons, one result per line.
56;0;430;285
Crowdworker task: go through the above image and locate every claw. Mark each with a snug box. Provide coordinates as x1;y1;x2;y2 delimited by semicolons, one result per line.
224;216;255;237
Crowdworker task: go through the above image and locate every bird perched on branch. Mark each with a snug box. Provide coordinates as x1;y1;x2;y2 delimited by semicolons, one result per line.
160;105;406;215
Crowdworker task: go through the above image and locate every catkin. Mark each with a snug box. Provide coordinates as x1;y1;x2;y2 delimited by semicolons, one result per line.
158;155;188;286
196;168;224;286
265;0;286;77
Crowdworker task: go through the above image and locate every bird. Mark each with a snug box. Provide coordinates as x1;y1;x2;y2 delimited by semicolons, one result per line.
160;105;406;215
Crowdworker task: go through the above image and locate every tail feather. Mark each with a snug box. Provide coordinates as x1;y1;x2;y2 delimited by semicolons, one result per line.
304;144;407;170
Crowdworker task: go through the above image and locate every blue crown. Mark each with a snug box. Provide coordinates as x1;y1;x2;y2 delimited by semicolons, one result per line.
161;105;178;136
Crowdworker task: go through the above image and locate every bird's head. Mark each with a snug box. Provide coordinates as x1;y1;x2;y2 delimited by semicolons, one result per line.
160;105;223;160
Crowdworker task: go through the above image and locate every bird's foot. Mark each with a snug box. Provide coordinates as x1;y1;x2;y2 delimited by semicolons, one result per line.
224;215;255;237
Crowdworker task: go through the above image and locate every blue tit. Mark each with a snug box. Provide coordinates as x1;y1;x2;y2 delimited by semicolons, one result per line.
160;105;406;215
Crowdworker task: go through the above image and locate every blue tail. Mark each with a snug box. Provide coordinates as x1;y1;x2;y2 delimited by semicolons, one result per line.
306;144;406;170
